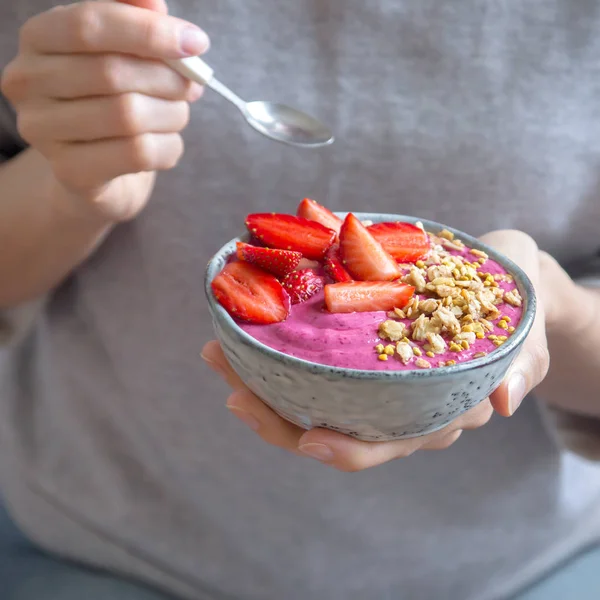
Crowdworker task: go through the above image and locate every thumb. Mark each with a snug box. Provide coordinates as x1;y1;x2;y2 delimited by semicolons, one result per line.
116;0;169;15
479;230;549;417
489;323;550;417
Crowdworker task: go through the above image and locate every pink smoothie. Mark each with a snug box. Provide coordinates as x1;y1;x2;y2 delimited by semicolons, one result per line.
239;251;524;371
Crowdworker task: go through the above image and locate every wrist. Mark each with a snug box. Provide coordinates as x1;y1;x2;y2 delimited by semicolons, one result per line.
545;280;597;339
53;169;156;225
538;250;595;338
51;190;115;233
41;160;115;233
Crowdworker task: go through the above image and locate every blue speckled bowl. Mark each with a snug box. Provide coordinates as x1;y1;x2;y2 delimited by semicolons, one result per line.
205;213;536;441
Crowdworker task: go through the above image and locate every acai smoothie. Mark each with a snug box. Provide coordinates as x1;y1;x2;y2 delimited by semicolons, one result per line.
211;199;523;371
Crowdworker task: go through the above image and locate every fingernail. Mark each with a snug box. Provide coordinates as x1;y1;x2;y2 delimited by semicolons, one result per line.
201;352;225;377
508;374;527;415
227;406;260;431
298;443;334;462
180;27;210;56
188;82;204;102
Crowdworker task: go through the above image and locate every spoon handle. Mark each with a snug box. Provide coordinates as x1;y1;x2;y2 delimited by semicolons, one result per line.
165;58;248;112
165;57;215;85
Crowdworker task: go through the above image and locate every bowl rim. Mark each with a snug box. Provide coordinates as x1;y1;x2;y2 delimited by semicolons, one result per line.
204;212;537;380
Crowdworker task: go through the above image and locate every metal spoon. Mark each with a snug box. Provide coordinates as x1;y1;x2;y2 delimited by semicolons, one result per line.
166;57;334;148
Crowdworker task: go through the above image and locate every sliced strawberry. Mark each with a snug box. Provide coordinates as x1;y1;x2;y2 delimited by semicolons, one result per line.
324;281;414;313
339;213;401;281
246;213;336;260
211;261;290;324
236;242;302;278
297;198;342;234
296;258;320;270
323;244;353;283
281;268;325;304
368;222;430;263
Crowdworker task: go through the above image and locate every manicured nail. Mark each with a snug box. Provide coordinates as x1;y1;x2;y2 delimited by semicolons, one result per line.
508;374;527;415
227;406;260;431
298;443;334;462
188;82;204;102
200;352;225;377
180;27;210;56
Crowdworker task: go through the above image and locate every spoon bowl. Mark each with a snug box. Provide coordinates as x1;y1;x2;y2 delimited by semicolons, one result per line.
244;101;334;147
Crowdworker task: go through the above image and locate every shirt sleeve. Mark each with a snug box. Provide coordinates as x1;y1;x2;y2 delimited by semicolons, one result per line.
569;257;600;288
0;88;40;347
0;90;26;162
548;254;600;456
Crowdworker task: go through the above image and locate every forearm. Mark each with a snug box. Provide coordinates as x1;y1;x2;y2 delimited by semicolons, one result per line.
537;286;600;418
0;149;114;309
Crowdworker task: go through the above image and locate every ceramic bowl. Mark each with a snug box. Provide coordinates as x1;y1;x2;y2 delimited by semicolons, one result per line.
205;213;536;441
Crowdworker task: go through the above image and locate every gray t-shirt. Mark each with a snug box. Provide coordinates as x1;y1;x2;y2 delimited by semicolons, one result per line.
2;1;600;599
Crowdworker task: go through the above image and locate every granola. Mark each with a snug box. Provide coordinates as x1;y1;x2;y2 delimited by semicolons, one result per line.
373;228;524;369
418;298;440;315
415;358;432;369
378;320;408;342
431;306;461;336
411;314;442;341
504;289;523;307
396;342;414;364
404;266;427;293
424;333;447;355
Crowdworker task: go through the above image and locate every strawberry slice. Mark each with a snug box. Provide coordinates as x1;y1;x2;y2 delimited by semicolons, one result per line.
324;281;415;313
236;242;302;278
323;244;353;283
339;213;401;281
297;198;342;234
281;268;325;304
246;213;336;260
211;261;290;324
368;222;430;262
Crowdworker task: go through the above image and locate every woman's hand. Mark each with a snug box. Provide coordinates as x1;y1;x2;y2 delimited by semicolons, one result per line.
479;230;551;417
203;229;557;472
1;0;209;222
202;340;495;471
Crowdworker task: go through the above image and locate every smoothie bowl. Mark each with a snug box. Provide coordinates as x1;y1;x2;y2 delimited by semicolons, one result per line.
205;199;536;441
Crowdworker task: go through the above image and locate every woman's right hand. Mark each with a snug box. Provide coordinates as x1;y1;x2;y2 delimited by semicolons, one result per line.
0;0;209;222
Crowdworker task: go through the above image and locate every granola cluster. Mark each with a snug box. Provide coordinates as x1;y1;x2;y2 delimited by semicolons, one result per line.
374;229;522;369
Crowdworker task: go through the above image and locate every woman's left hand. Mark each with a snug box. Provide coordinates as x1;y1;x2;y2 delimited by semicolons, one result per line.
202;230;556;472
